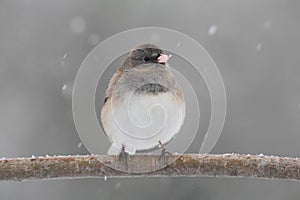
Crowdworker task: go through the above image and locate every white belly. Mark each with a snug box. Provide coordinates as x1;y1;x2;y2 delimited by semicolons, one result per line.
101;92;185;154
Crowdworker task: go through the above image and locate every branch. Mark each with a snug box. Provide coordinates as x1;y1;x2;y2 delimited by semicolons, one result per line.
1;154;300;181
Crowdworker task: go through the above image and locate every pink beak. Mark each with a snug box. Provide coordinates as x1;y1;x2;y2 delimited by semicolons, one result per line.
157;54;169;64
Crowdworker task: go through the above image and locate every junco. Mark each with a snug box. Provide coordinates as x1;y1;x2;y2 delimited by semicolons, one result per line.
101;44;185;157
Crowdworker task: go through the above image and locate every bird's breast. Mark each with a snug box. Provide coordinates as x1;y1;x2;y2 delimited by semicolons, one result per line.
101;91;185;153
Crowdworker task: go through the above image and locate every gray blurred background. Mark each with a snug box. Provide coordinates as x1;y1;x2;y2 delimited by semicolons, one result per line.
1;0;300;199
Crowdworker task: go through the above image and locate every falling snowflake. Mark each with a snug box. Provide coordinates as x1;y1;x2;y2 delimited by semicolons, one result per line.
208;25;218;36
63;53;67;60
62;84;67;91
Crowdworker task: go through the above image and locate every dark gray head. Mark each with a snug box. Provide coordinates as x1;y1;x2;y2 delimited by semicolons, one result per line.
122;43;166;69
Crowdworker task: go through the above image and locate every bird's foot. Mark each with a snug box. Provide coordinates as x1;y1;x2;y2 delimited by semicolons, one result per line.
118;145;129;171
158;141;172;167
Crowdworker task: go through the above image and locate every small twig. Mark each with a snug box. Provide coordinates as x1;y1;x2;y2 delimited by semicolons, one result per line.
0;154;300;181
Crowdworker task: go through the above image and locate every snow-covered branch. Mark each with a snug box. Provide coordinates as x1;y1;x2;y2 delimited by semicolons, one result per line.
1;154;299;181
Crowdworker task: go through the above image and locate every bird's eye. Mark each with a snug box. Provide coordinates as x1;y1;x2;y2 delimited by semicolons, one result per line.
143;56;150;62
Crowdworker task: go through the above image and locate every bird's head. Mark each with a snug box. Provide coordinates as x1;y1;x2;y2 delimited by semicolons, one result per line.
122;44;169;70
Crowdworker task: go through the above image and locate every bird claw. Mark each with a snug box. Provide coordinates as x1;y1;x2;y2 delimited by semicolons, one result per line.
118;145;129;171
158;141;172;167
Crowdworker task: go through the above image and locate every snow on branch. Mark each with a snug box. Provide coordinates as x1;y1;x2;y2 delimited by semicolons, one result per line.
0;154;300;181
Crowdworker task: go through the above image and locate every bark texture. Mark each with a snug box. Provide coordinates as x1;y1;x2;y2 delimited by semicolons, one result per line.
0;154;299;181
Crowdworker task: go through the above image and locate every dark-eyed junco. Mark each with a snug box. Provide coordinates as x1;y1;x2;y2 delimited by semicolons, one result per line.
101;44;185;157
